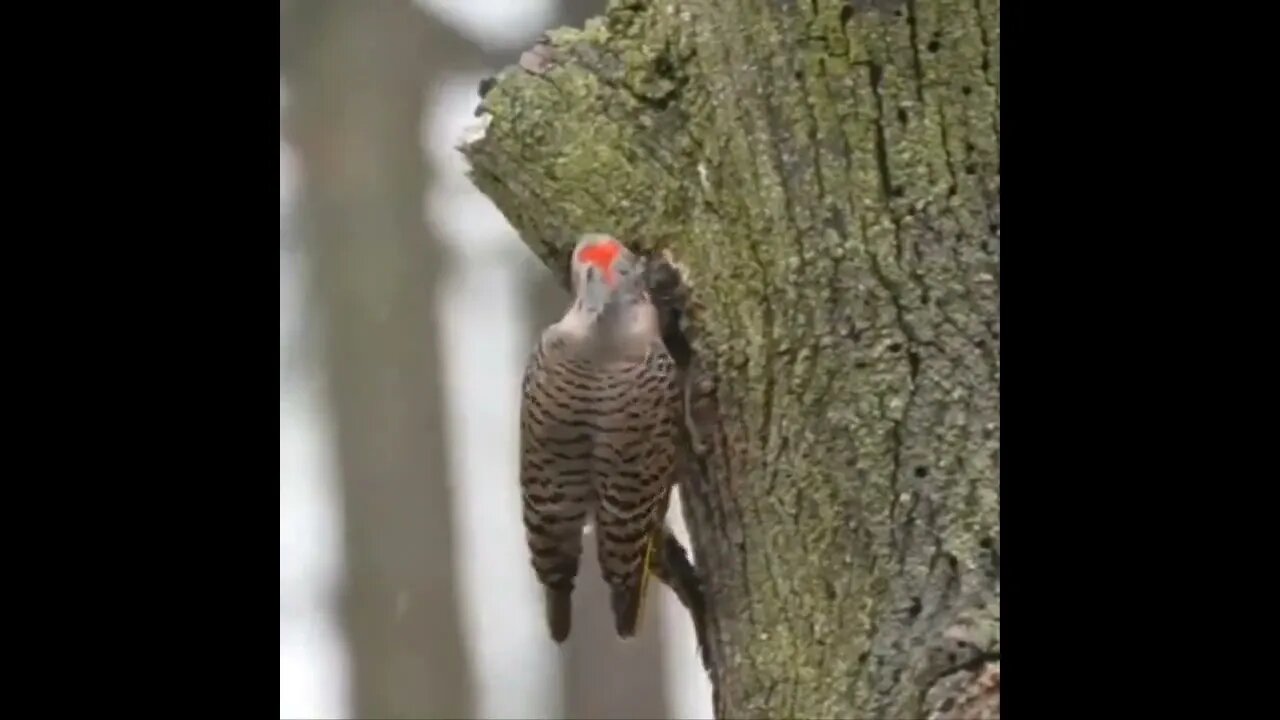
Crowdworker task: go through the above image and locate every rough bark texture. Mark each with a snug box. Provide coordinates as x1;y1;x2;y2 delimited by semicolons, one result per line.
285;2;475;717
464;1;999;718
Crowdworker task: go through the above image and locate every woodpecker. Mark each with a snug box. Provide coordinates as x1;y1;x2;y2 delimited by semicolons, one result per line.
519;233;685;642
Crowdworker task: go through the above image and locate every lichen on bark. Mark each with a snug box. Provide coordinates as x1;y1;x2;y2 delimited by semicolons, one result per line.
463;1;999;717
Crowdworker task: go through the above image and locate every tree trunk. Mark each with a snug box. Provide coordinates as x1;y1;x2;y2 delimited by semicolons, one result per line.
463;1;999;718
285;2;475;717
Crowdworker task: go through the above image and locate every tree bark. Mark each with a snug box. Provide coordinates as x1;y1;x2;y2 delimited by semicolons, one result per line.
285;2;475;717
463;1;999;718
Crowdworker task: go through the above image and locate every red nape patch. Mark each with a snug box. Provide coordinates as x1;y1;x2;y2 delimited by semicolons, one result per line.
577;239;622;283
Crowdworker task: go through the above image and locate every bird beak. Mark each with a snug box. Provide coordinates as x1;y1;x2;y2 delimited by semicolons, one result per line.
611;252;636;282
582;267;612;311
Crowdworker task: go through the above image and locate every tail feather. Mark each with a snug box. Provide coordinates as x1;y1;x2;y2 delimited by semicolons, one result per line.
545;586;573;642
649;525;711;671
609;534;657;637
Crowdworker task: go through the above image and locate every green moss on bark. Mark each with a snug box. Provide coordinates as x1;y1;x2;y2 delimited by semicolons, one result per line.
464;1;999;717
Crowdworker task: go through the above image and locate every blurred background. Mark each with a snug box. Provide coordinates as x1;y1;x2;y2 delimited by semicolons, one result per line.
280;1;713;717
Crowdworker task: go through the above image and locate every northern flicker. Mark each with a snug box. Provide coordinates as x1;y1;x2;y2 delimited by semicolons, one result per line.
519;233;686;643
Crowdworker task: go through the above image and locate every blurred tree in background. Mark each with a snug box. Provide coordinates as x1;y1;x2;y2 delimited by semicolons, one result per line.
283;1;474;716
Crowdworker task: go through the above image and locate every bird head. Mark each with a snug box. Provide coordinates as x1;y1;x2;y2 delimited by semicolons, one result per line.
569;233;646;313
